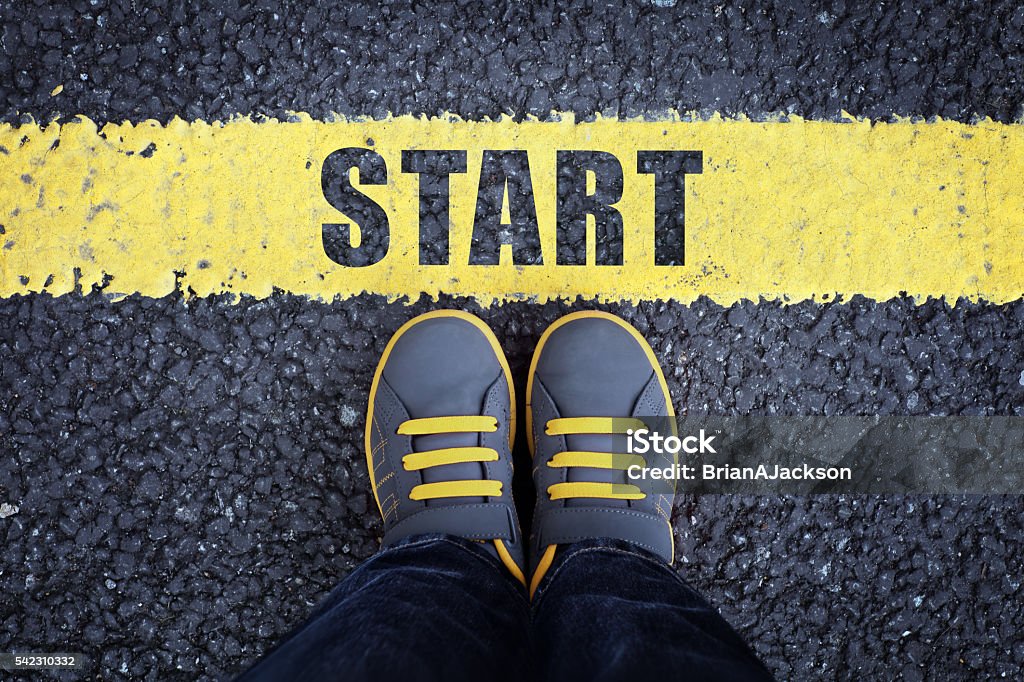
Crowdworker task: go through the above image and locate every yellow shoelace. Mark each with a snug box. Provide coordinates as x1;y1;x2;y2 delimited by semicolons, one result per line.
544;417;648;501
397;416;503;501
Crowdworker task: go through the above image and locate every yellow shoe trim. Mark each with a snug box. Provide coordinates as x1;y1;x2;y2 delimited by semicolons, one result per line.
408;480;503;501
494;539;527;587
546;451;646;470
547;482;646;501
397;415;498;436
530;544;558;599
402;447;499;471
544;416;647;436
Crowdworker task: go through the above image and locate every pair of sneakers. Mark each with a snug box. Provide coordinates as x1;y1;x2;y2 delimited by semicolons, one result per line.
365;310;676;596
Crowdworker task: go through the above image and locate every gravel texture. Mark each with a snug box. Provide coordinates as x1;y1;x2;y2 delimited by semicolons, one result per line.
1;0;1023;124
1;1;1023;680
2;293;1022;679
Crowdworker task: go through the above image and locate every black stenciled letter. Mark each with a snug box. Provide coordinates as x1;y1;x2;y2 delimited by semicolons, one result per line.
556;150;624;265
469;150;543;265
401;150;467;265
637;151;703;266
321;148;389;267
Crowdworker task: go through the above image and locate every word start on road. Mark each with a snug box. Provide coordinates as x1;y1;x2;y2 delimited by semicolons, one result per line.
320;148;703;267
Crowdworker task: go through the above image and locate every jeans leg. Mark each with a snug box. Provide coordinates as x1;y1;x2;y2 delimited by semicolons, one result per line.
236;534;531;682
531;539;773;682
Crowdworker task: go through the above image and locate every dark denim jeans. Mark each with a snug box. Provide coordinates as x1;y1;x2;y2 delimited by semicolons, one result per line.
236;535;772;681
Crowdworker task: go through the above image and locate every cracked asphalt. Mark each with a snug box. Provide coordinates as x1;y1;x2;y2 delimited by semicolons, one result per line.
2;2;1023;680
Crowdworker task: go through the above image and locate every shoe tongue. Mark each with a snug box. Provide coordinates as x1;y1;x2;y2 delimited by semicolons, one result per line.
401;370;503;507
565;433;614;453
564;433;627;508
413;432;477;453
407;375;489;496
413;432;486;505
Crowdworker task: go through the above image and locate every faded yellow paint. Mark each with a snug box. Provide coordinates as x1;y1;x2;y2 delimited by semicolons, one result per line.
1;114;1022;304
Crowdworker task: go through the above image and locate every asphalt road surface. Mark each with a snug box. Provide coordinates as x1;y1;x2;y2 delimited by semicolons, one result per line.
2;2;1023;680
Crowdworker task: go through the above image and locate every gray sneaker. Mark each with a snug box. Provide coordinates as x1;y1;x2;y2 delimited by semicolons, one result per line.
526;311;676;596
365;310;526;585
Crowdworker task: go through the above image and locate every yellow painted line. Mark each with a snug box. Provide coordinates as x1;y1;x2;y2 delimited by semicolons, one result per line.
1;114;1022;304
